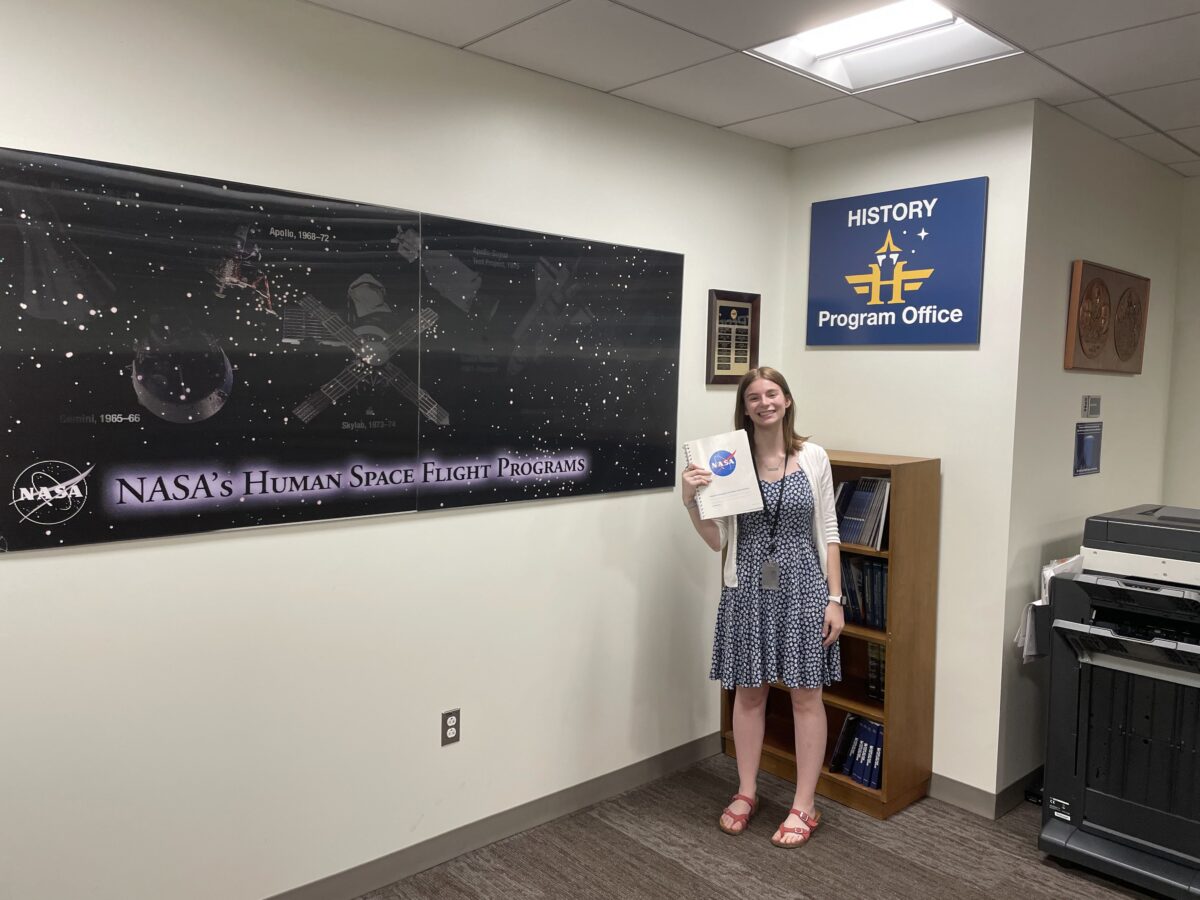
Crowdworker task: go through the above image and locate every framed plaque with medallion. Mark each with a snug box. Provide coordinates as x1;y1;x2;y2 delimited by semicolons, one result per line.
1064;260;1150;374
706;289;760;385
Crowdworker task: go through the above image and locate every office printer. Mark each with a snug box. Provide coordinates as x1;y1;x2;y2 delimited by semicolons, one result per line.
1040;504;1200;898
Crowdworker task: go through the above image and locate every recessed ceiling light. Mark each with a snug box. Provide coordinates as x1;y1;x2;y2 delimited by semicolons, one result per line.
747;0;1019;93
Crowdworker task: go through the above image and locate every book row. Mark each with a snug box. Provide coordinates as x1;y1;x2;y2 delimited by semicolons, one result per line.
835;476;890;549
841;556;888;630
830;714;884;790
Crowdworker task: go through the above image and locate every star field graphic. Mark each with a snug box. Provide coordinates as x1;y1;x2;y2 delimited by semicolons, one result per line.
0;147;683;551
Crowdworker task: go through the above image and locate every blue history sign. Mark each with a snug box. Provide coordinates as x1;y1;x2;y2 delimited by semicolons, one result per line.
806;177;988;345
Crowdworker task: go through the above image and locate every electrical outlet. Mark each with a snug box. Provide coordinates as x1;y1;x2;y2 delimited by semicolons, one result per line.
441;708;461;746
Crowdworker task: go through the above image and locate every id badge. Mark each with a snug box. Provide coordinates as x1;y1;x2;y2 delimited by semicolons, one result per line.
761;558;780;591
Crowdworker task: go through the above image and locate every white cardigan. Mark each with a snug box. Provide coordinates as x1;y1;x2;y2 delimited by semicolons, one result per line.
714;441;840;588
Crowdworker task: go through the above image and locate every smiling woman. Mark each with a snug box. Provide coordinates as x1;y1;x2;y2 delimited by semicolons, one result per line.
681;366;845;848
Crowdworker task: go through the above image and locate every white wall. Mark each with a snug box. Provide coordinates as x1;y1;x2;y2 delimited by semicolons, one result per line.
785;104;1037;794
0;2;790;898
997;103;1182;791
1165;179;1200;503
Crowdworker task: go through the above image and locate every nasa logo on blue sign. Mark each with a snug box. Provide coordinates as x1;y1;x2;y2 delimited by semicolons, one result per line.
709;449;737;477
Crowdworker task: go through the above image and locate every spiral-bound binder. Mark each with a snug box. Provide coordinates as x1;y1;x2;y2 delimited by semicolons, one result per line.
682;428;763;519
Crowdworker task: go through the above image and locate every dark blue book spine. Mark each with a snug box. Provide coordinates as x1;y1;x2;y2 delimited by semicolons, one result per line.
835;479;856;525
863;560;876;629
829;714;860;771
879;560;887;629
880;563;888;630
869;726;885;789
840;558;856;626
849;557;865;625
871;560;883;629
851;721;876;784
842;720;866;776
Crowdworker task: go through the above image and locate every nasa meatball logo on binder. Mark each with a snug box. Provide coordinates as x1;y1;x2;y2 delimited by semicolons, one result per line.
708;449;738;477
806;177;988;346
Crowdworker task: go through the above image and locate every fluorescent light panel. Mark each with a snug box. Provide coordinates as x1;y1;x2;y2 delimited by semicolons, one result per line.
748;0;1018;93
800;0;954;59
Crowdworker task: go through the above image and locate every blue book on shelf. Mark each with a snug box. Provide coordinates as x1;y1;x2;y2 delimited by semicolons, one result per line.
841;480;875;545
869;725;885;789
851;721;877;784
829;714;860;771
879;560;888;629
862;559;877;629
842;558;855;625
835;479;856;525
871;481;891;550
849;557;866;625
880;563;888;630
863;478;888;544
870;560;884;629
860;478;886;548
841;719;867;776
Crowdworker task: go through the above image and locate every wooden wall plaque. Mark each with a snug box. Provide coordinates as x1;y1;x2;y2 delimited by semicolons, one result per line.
1064;260;1150;374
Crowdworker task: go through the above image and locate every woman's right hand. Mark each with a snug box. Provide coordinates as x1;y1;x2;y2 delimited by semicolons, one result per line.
681;463;712;508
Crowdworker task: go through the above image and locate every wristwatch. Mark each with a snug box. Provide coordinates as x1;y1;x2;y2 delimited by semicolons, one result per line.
827;594;846;606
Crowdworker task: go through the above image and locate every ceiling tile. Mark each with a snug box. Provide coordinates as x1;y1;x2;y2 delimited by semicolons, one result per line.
1037;13;1200;94
946;0;1200;52
1056;98;1153;139
307;0;564;48
860;54;1092;122
1114;79;1200;131
725;97;913;148
1119;133;1199;164
1171;160;1200;176
1169;126;1200;152
468;0;727;91
613;0;885;50
614;53;842;127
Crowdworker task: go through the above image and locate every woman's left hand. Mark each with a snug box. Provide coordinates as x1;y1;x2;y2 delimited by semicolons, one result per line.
822;602;845;647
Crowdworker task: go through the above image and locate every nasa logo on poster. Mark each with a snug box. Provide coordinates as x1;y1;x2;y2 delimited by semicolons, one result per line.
11;460;93;525
806;177;988;346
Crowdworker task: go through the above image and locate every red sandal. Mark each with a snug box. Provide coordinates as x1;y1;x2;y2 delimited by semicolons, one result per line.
771;808;821;848
717;793;757;835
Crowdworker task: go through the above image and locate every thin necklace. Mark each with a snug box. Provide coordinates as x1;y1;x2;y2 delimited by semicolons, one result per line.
759;452;786;472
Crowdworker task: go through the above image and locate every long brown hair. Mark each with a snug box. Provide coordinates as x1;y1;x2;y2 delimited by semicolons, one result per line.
734;367;807;462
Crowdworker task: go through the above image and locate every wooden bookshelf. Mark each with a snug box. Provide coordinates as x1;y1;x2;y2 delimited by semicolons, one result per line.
720;450;940;820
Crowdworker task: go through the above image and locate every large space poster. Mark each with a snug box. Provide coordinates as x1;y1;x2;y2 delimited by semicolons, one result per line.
0;147;683;552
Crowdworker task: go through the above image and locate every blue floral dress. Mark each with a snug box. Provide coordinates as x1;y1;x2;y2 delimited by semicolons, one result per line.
709;467;842;689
